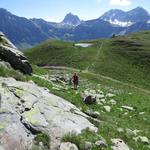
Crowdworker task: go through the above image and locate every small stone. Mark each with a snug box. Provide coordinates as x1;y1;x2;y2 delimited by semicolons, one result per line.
97;90;104;94
137;136;149;144
124;112;128;115
128;93;132;95
106;93;115;98
139;112;145;115
117;108;123;111
59;142;78;150
84;141;92;150
104;106;111;112
100;99;106;103
126;128;135;136
122;106;134;111
95;140;107;148
132;130;140;136
109;99;117;105
126;128;140;136
97;94;105;99
50;78;57;82
111;138;130;150
117;128;124;133
97;101;103;105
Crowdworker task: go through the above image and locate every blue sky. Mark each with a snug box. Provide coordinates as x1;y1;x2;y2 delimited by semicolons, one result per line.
0;0;150;22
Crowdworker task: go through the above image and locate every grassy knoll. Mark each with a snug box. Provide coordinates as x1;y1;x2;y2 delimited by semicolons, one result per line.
24;31;150;90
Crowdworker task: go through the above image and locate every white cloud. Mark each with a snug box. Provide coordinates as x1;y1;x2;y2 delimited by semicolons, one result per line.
110;0;132;6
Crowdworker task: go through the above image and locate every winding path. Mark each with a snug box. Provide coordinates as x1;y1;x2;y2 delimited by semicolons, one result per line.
86;42;103;71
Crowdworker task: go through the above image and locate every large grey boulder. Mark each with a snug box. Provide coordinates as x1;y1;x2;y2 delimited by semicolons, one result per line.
0;32;32;74
0;77;97;150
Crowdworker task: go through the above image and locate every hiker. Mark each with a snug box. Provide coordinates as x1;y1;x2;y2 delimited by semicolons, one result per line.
72;73;79;90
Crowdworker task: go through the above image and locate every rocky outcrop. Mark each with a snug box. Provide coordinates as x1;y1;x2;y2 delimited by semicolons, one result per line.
0;77;97;150
0;32;32;74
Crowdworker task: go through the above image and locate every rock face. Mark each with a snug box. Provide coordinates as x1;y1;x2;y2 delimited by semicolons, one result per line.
0;77;97;150
0;32;32;74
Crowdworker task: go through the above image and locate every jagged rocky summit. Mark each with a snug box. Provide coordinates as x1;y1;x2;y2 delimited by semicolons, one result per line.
0;32;32;74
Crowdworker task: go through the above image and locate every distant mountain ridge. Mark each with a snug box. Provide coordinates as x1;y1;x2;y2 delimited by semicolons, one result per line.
100;7;150;27
0;7;150;49
0;8;49;49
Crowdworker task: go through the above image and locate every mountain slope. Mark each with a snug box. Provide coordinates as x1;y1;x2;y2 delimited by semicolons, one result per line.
0;8;50;49
24;31;150;90
70;19;124;41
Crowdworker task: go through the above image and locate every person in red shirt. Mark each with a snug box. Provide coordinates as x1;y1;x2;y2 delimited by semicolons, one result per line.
72;73;79;90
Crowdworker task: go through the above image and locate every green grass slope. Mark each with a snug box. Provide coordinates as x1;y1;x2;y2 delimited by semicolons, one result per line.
29;66;150;150
24;31;150;90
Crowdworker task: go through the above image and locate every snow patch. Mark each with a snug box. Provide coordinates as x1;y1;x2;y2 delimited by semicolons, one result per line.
147;20;150;24
108;19;134;27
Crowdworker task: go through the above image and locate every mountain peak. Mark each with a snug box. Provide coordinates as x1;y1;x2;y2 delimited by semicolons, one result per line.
0;8;8;12
100;9;127;26
132;6;146;11
128;7;149;15
62;13;81;26
100;7;150;27
67;12;74;15
0;8;11;15
127;7;150;22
